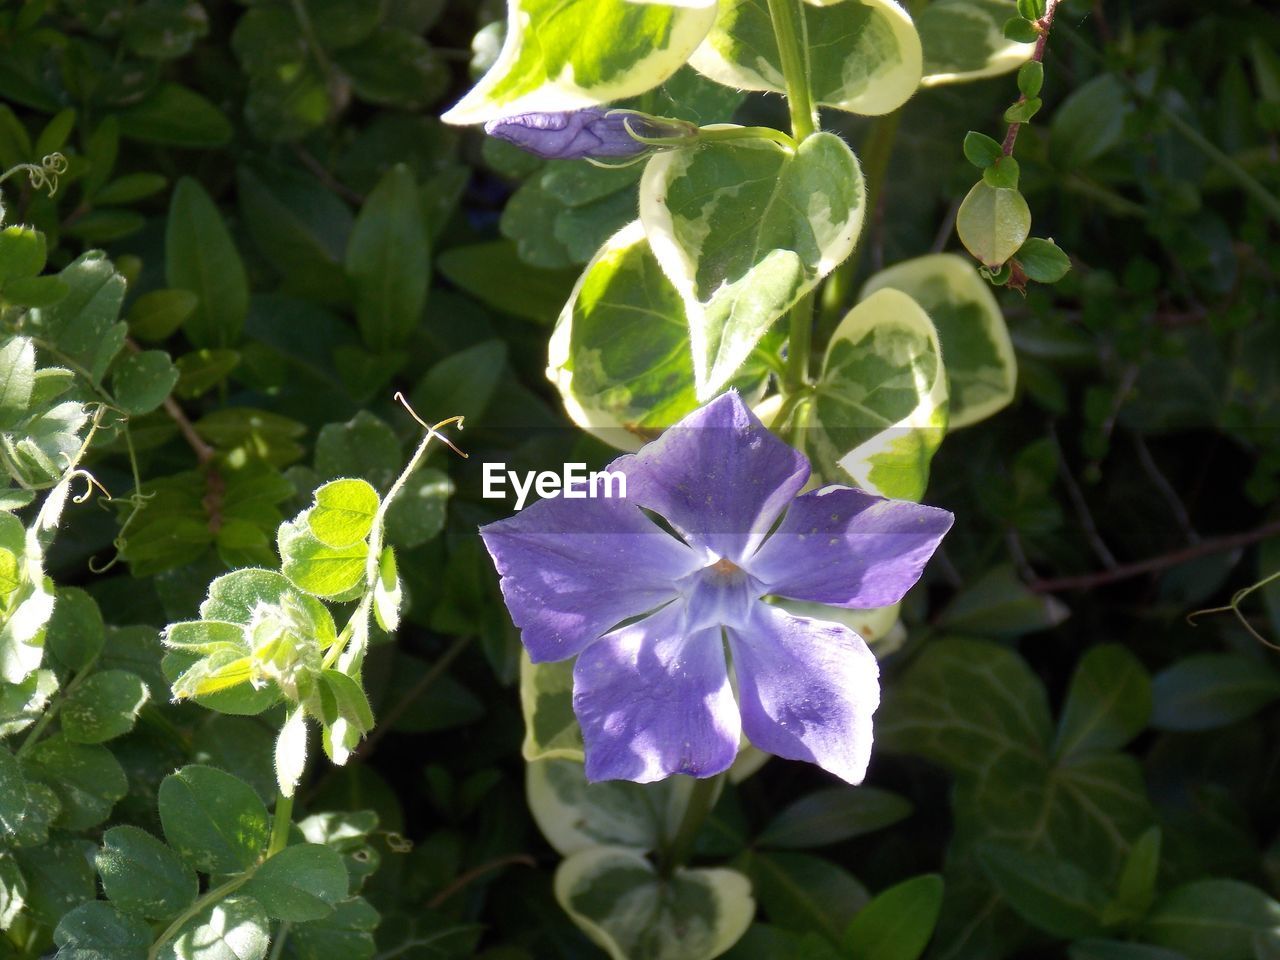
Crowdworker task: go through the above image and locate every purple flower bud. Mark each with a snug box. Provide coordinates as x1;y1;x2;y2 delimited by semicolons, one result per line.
483;107;694;161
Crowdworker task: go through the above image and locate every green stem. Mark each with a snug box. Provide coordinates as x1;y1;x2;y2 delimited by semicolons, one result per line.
697;126;797;149
659;774;724;877
766;0;819;392
148;874;251;960
820;110;902;327
765;0;817;141
784;291;815;391
268;792;294;858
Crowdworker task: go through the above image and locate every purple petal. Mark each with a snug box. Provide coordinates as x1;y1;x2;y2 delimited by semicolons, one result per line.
618;391;810;563
574;602;740;783
728;604;879;784
480;496;698;663
748;487;953;607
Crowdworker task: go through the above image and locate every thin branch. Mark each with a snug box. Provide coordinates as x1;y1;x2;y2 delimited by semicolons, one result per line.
426;854;537;910
1002;0;1061;157
292;146;365;207
161;395;215;465
1028;520;1280;593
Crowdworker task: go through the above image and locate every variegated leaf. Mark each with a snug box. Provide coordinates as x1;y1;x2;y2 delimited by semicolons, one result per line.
689;0;923;116
640;132;863;399
861;253;1016;428
555;846;754;960
918;0;1034;87
806;288;948;500
442;0;719;125
548;221;772;451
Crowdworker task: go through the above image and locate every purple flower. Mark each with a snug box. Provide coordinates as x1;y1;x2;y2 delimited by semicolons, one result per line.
480;392;953;784
483;107;694;160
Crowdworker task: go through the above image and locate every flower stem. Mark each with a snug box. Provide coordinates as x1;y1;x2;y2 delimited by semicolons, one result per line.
765;0;817;142
697;126;797;150
268;792;294;858
767;0;818;394
659;773;724;877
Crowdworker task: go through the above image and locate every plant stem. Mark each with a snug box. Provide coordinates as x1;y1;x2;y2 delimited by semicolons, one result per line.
697;126;797;149
765;0;817;141
767;0;818;392
268;792;294;858
1027;519;1280;593
148;874;251;960
1002;0;1060;157
659;774;724;877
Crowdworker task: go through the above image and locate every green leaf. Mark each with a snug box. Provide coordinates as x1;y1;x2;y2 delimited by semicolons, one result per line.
919;0;1035;86
963;131;1004;169
1018;60;1044;97
23;735;128;829
61;669;150;743
442;0;718;124
175;349;241;398
118;83;233;147
934;564;1068;636
316;669;374;764
0;225;45;283
280;896;379;960
527;757;693;856
96;825;198;920
1017;0;1045;19
690;0;923;116
307;479;380;549
383;470;451;550
758;787;912;849
0;746;27;835
808;288;947;500
127;289;198;342
1053;645;1150;760
279;517;368;598
741;851;868;943
550;222;776;451
110;349;179;415
166;177;250;347
0;668;57;737
13;836;95;925
1149;654;1280;731
860;253;1015;429
1003;96;1042;124
1003;16;1039;43
436;241;578;324
642;133;864;399
26;252;127;383
556;846;754;960
315;412;401;489
878;637;1051;777
977;842;1108;939
1049;74;1131;167
982;155;1020;189
95;172;168;205
1018;237;1072;282
333;27;447;109
155;894;270;960
53;900;151;960
1141;880;1280;960
520;653;582;763
0;852;26;931
3;275;70;308
158;764;270;874
243;843;348;921
0;337;34;430
345;165;429;352
843;874;944;960
957;180;1031;267
1104;826;1161;926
